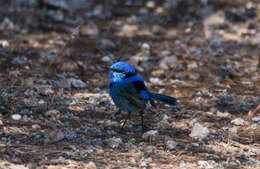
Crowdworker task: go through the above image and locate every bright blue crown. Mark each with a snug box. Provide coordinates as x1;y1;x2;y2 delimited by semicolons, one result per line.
110;62;135;73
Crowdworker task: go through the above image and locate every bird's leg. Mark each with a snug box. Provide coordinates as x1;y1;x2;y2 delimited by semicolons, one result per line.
122;111;131;128
111;109;121;120
139;111;146;130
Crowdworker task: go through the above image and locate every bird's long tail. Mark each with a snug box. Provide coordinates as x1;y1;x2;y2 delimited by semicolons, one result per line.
150;93;178;106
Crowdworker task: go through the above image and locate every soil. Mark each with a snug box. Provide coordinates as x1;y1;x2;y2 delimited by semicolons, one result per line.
0;0;259;169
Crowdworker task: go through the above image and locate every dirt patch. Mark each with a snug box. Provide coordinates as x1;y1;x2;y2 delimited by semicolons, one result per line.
0;0;259;168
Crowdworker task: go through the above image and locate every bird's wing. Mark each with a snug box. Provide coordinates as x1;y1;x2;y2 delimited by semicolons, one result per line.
118;81;149;108
131;80;156;107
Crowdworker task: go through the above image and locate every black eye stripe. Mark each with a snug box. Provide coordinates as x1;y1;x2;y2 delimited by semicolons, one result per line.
111;68;124;73
111;68;136;77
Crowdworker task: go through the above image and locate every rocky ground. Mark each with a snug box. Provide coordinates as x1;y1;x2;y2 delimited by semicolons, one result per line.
0;0;260;168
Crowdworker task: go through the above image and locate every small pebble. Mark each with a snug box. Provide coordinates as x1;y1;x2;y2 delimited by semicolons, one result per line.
231;118;246;126
85;161;97;169
159;56;178;69
189;123;209;139
252;117;260;123
191;142;200;147
142;130;158;141
44;109;60;118
101;56;111;62
96;39;116;52
0;40;9;47
32;124;41;129
107;137;122;149
166;140;177;150
45;130;65;144
80;22;99;36
71;79;87;88
146;1;155;8
11;114;22;121
38;99;45;104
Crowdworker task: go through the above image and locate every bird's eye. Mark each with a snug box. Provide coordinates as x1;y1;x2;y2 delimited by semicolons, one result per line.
111;68;124;73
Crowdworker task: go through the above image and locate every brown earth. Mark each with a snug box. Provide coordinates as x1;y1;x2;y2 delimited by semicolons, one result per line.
0;0;259;169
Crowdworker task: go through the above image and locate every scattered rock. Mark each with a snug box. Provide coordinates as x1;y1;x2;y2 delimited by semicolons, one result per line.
149;77;161;84
12;56;31;65
0;40;9;48
159;120;171;128
103;120;119;128
220;65;239;77
187;62;198;70
190;48;202;60
44;109;60;118
38;99;45;105
117;24;138;37
155;7;164;15
162;114;173;123
142;130;158;142
252;117;260;123
191;142;200;147
61;62;79;72
238;124;260;141
71;79;87;88
161;50;171;56
189;123;209;139
101;55;111;62
188;73;200;80
216;111;230;118
48;39;65;45
42;0;69;10
166;140;177;150
0;17;16;31
225;7;257;23
179;160;197;168
40;51;57;60
96;39;116;53
139;8;149;15
35;85;54;96
220;32;243;43
218;94;237;106
231;118;246;126
229;126;238;136
146;1;156;9
152;25;167;36
80;22;99;36
59;79;72;90
143;145;156;155
250;32;260;45
85;161;97;169
198;160;212;168
159;56;178;69
22;115;31;122
32;124;41;129
209;33;222;48
11;114;22;121
107;137;122;149
245;157;260;166
44;129;65;144
204;11;225;27
36;79;47;85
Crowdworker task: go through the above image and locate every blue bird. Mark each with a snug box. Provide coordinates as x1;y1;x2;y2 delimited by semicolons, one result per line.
109;62;178;129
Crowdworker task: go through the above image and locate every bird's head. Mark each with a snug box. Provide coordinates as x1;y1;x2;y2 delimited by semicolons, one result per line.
109;62;136;82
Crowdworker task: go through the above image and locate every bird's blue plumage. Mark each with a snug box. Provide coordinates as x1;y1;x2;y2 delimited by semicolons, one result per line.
109;61;178;128
110;61;135;74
